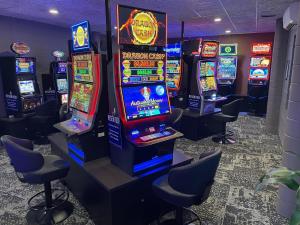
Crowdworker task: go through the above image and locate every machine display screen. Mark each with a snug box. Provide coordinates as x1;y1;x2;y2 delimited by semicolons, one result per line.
18;80;35;94
70;82;93;113
73;54;93;82
57;78;68;92
199;61;216;77
217;56;237;79
120;50;166;85
249;68;269;80
165;43;181;58
57;62;67;74
122;84;170;120
200;77;217;92
16;58;35;74
166;59;181;89
250;57;271;67
61;94;68;104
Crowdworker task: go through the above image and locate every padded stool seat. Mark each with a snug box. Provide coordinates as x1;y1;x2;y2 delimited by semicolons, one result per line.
212;99;243;144
152;150;222;225
153;175;198;208
23;155;70;184
1;135;73;225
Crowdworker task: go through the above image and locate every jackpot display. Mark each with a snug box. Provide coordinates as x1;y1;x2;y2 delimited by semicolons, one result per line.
72;21;90;51
73;54;93;82
57;62;67;73
122;84;170;120
165;42;182;91
166;60;181;89
217;56;237;79
118;5;166;46
16;58;35;74
120;50;165;84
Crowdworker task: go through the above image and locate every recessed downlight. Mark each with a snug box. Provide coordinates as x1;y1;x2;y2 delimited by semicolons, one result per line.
214;17;222;22
225;30;231;34
49;8;59;15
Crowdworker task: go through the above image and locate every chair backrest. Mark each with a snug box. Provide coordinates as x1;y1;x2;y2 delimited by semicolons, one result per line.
1;135;44;173
35;99;58;116
59;103;70;122
168;108;183;125
221;99;243;118
168;150;222;197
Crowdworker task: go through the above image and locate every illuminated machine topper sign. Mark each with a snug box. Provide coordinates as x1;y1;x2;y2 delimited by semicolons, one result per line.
201;41;219;58
118;5;166;46
120;50;166;85
251;42;272;55
10;42;30;55
72;21;91;51
219;43;237;56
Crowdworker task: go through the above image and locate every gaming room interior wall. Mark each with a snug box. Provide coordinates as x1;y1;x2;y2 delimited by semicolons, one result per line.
0;15;105;92
170;32;275;96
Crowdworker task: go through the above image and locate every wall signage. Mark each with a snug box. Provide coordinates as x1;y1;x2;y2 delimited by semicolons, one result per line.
251;42;272;55
10;42;30;55
118;5;166;46
219;43;238;56
201;41;219;58
72;21;91;51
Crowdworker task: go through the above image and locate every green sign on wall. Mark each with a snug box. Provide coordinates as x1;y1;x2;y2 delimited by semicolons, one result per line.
219;43;238;56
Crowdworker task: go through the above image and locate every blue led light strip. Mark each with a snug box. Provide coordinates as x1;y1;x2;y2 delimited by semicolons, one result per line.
133;154;172;173
68;143;85;160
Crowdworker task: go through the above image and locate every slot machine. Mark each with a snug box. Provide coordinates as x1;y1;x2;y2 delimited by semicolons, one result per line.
0;42;42;117
165;42;183;107
54;21;108;163
188;40;226;115
107;5;183;176
217;43;238;96
248;42;272;115
50;51;69;105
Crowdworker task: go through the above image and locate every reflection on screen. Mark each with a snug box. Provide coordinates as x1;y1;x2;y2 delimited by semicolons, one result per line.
18;80;35;94
122;84;170;120
70;82;93;113
57;79;68;92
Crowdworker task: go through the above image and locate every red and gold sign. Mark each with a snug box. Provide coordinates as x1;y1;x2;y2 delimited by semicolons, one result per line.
118;5;166;47
10;42;30;55
251;42;272;55
201;41;219;58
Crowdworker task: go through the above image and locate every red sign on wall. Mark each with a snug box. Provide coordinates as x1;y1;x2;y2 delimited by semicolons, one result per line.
201;41;219;58
251;42;272;55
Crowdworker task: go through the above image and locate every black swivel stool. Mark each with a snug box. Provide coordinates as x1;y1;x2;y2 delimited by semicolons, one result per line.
1;135;73;225
168;108;184;131
152;150;222;225
212;99;243;144
27;100;59;143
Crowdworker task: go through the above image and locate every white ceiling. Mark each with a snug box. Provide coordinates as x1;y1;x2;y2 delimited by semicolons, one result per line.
0;0;298;37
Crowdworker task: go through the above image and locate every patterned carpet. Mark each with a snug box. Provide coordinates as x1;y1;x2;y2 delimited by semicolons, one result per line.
0;115;288;225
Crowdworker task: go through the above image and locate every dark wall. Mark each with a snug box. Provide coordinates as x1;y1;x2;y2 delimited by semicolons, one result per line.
170;32;275;95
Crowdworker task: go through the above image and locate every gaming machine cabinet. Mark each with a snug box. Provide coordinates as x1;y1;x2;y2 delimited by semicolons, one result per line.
0;55;42;117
